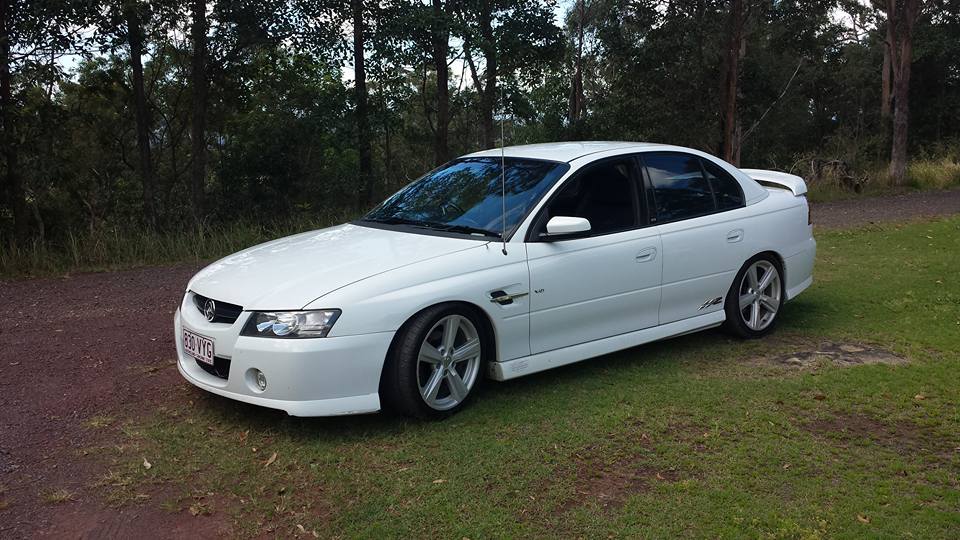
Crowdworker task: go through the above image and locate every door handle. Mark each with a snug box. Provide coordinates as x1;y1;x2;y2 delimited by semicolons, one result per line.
635;247;657;263
726;229;744;243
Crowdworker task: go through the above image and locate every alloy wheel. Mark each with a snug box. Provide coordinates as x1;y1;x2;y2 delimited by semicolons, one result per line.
416;314;483;411
738;260;781;331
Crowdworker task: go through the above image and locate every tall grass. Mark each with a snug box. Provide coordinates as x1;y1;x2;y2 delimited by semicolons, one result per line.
906;157;960;189
0;211;354;279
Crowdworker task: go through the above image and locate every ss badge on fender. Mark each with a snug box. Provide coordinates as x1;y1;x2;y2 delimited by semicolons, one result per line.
698;296;723;310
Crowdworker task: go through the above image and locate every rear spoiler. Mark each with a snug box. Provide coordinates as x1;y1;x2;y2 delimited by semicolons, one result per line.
740;169;807;197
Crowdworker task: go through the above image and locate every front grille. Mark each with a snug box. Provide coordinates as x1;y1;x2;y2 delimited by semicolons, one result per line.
193;293;243;324
196;356;231;379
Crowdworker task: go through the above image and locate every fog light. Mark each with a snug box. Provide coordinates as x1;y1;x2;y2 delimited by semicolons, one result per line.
255;370;267;391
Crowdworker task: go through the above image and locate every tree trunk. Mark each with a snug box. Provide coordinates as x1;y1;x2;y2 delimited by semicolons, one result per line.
880;20;894;120
718;0;744;165
888;0;920;185
478;0;496;149
567;0;585;126
189;0;208;223
125;1;156;227
431;0;450;165
0;0;29;241
352;0;373;206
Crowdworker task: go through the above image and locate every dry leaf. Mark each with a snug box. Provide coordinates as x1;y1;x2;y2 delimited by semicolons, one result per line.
914;394;926;401
239;430;249;444
813;393;826;401
142;457;152;470
782;463;791;470
432;478;446;484
297;524;306;533
263;452;278;468
857;514;870;524
656;472;665;480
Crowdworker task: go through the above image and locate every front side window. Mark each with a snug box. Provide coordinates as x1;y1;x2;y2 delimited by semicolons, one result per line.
364;157;568;238
644;152;715;222
536;159;638;236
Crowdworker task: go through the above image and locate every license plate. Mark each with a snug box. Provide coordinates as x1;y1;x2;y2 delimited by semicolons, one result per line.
182;329;215;365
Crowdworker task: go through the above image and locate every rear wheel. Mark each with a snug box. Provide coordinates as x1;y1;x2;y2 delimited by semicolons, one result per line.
381;304;488;419
723;255;783;338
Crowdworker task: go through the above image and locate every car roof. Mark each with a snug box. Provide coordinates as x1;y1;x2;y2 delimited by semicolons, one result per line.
464;141;672;163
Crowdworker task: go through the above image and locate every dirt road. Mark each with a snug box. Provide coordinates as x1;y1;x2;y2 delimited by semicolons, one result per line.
1;188;958;538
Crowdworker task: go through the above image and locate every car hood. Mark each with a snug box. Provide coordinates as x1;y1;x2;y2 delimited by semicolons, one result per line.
187;223;486;310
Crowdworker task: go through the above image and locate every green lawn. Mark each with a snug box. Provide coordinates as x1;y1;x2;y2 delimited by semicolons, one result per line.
100;217;960;538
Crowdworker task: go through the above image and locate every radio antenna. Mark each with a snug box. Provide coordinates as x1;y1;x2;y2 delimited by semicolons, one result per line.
499;84;507;256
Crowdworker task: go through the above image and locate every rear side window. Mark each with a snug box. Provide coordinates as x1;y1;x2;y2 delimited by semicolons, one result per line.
644;153;715;222
702;159;745;210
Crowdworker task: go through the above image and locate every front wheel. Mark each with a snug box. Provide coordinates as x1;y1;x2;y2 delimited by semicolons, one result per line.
380;304;488;419
723;255;784;338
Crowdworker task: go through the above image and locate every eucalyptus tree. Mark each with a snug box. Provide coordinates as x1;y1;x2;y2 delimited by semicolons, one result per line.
0;0;96;240
456;0;563;149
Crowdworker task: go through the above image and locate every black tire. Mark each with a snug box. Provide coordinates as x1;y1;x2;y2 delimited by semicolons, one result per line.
723;254;785;339
379;303;490;420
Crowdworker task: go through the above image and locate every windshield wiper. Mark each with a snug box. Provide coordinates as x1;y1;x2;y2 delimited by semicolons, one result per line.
363;217;498;238
427;223;500;238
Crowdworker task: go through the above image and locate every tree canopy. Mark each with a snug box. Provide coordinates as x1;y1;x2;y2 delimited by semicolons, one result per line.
1;0;958;243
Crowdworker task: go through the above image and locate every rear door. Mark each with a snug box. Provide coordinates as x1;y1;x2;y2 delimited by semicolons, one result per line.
641;152;749;324
525;156;662;354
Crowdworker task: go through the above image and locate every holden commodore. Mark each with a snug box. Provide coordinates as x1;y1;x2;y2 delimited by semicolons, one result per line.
175;142;815;419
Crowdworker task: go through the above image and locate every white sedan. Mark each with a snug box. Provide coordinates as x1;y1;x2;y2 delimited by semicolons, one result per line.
175;142;815;419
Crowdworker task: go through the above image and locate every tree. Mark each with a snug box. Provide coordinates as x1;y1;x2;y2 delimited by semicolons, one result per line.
122;0;157;226
352;0;373;205
0;0;94;241
189;0;208;222
718;0;746;165
430;0;451;165
886;0;923;184
459;0;562;149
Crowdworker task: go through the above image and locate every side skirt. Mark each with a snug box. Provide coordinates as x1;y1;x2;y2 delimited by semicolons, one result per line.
489;311;725;381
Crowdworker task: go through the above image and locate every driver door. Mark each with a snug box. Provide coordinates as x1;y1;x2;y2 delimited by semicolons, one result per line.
525;156;662;355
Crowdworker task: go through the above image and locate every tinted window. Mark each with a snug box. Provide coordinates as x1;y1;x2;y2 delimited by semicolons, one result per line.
644;153;715;222
540;160;637;236
365;157;568;237
702;159;744;210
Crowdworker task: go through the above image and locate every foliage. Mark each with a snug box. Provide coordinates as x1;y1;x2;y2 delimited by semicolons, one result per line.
1;0;960;251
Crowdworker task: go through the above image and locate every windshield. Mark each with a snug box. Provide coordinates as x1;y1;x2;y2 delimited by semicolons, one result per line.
363;157;569;238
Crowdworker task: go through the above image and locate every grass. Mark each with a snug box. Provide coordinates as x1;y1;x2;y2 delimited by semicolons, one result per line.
803;156;960;203
94;216;960;537
42;489;77;505
0;211;352;279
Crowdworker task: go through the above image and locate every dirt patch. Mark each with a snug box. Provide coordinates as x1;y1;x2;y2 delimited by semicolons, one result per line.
812;187;960;229
550;422;699;514
557;456;681;514
801;412;953;458
0;263;210;538
758;341;907;369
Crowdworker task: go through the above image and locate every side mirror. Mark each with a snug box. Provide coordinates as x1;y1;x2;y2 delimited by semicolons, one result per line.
543;216;591;239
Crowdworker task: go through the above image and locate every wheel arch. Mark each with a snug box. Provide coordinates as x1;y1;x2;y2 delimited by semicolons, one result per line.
377;300;499;399
751;249;787;288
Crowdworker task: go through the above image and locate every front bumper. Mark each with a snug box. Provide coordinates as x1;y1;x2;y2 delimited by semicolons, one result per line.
174;303;394;416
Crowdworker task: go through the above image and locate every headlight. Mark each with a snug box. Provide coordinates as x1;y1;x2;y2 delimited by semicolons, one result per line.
240;310;341;338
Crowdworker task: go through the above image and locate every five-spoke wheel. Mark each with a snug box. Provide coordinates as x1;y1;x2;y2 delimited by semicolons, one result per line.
380;304;489;419
416;315;483;411
724;255;784;338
